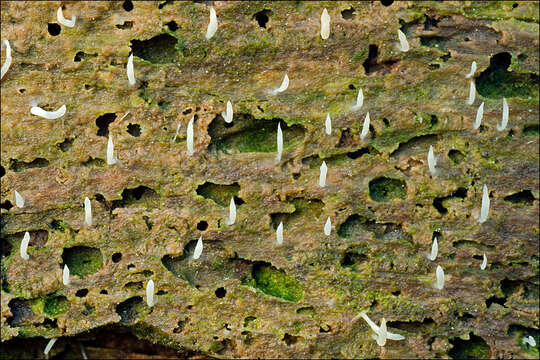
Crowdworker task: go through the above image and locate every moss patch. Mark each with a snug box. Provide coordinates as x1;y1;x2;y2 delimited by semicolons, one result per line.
196;182;240;207
61;246;103;277
369;177;407;202
43;296;69;317
246;262;303;302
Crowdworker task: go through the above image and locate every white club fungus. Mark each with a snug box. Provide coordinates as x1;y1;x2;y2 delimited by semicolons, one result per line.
205;7;217;39
57;6;76;27
473;102;484;129
14;190;24;208
187;116;194;156
373;318;388;346
351;88;364;110
31;104;66;119
276;221;283;245
478;184;490;224
62;264;70;285
44;338;58;357
480;253;487;270
146;280;155;307
20;232;30;260
193;236;203;260
173;121;181;142
325;113;331;135
397;29;409;52
320;8;330;40
276;122;283;162
273;73;289;94
84;197;92;227
427;145;438;175
428;236;438;261
319;161;327;187
497;98;509;131
127;53;135;86
435;265;444;290
107;135;118;165
79;342;88;360
523;336;536;347
1;39;12;80
467;81;476;105
222;100;233;123
465;61;477;79
227;197;236;225
356;311;405;346
324;217;331;236
360;112;370;139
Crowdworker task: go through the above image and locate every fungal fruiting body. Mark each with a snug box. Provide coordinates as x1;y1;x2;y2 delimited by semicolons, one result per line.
193;236;203;260
435;265;444;290
227;197;236;225
205;7;217;39
187;116;194;156
20;232;30;260
397;29;409;52
325;113;331;135
273;73;289;94
467;81;476;105
44;338;58;357
324;217;331;236
173;122;181;142
373;318;388;346
474;102;484;129
523;336;537;347
107;135;118;165
57;6;76;27
480;253;487;270
30;104;66;119
275;122;283;162
222;100;233;123
79;342;88;360
497;98;509;131
127;53;136;86
146;280;155;307
14;190;24;208
427;145;438;175
1;39;12;79
357;311;405;347
276;221;283;245
319;161;327;187
478;184;490;224
62;264;70;285
360;112;370;139
320;8;330;40
84;197;92;227
465;61;477;79
428;236;438;261
351;88;363;110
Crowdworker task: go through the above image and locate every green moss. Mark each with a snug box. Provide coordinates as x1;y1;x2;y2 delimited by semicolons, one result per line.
61;246;103;277
523;124;539;136
43;296;69;317
249;263;303;302
369;177;407;202
449;333;490;360
196;182;240;207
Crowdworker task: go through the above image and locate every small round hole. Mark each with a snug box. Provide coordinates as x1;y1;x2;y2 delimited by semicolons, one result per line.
348;84;356;90
166;20;178;32
122;0;133;11
380;0;394;6
48;23;61;36
215;287;226;298
112;253;122;263
197;221;208;231
127;123;141;137
100;289;108;294
76;289;89;297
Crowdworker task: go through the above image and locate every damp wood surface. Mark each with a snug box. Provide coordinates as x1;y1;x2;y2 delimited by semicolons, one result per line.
1;1;539;359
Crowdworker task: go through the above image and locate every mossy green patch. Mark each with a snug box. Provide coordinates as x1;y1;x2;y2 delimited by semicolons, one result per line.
43;296;69;317
61;246;103;277
369;177;407;202
247;263;303;302
449;333;490;360
196;182;240;207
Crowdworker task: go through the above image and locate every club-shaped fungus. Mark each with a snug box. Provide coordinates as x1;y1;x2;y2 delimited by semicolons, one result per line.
205;7;217;39
57;6;76;27
31;104;66;119
320;8;330;40
1;39;12;79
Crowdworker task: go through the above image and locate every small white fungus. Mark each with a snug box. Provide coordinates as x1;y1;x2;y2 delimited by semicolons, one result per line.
465;61;477;79
14;190;24;208
227;197;236;225
44;338;58;357
473;102;484;130
356;311;405;346
84;197;92;227
324;217;331;236
146;279;155;307
193;236;203;260
127;53;136;86
79;342;88;360
480;253;487;270
20;232;30;260
360;112;370;139
62;264;70;285
205;6;218;39
427;145;438;176
222;100;233;123
273;73;289;94
325;113;332;135
276;122;283;162
107;135;118;165
351;88;364;110
1;39;12;80
497;98;509;131
31;104;66;119
397;29;409;52
479;184;490;224
428;236;438;261
467;81;476;105
173;122;181;142
276;221;283;245
187;116;194;156
435;265;444;290
374;318;388;346
319;161;327;187
523;335;536;347
320;8;330;40
57;6;76;27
